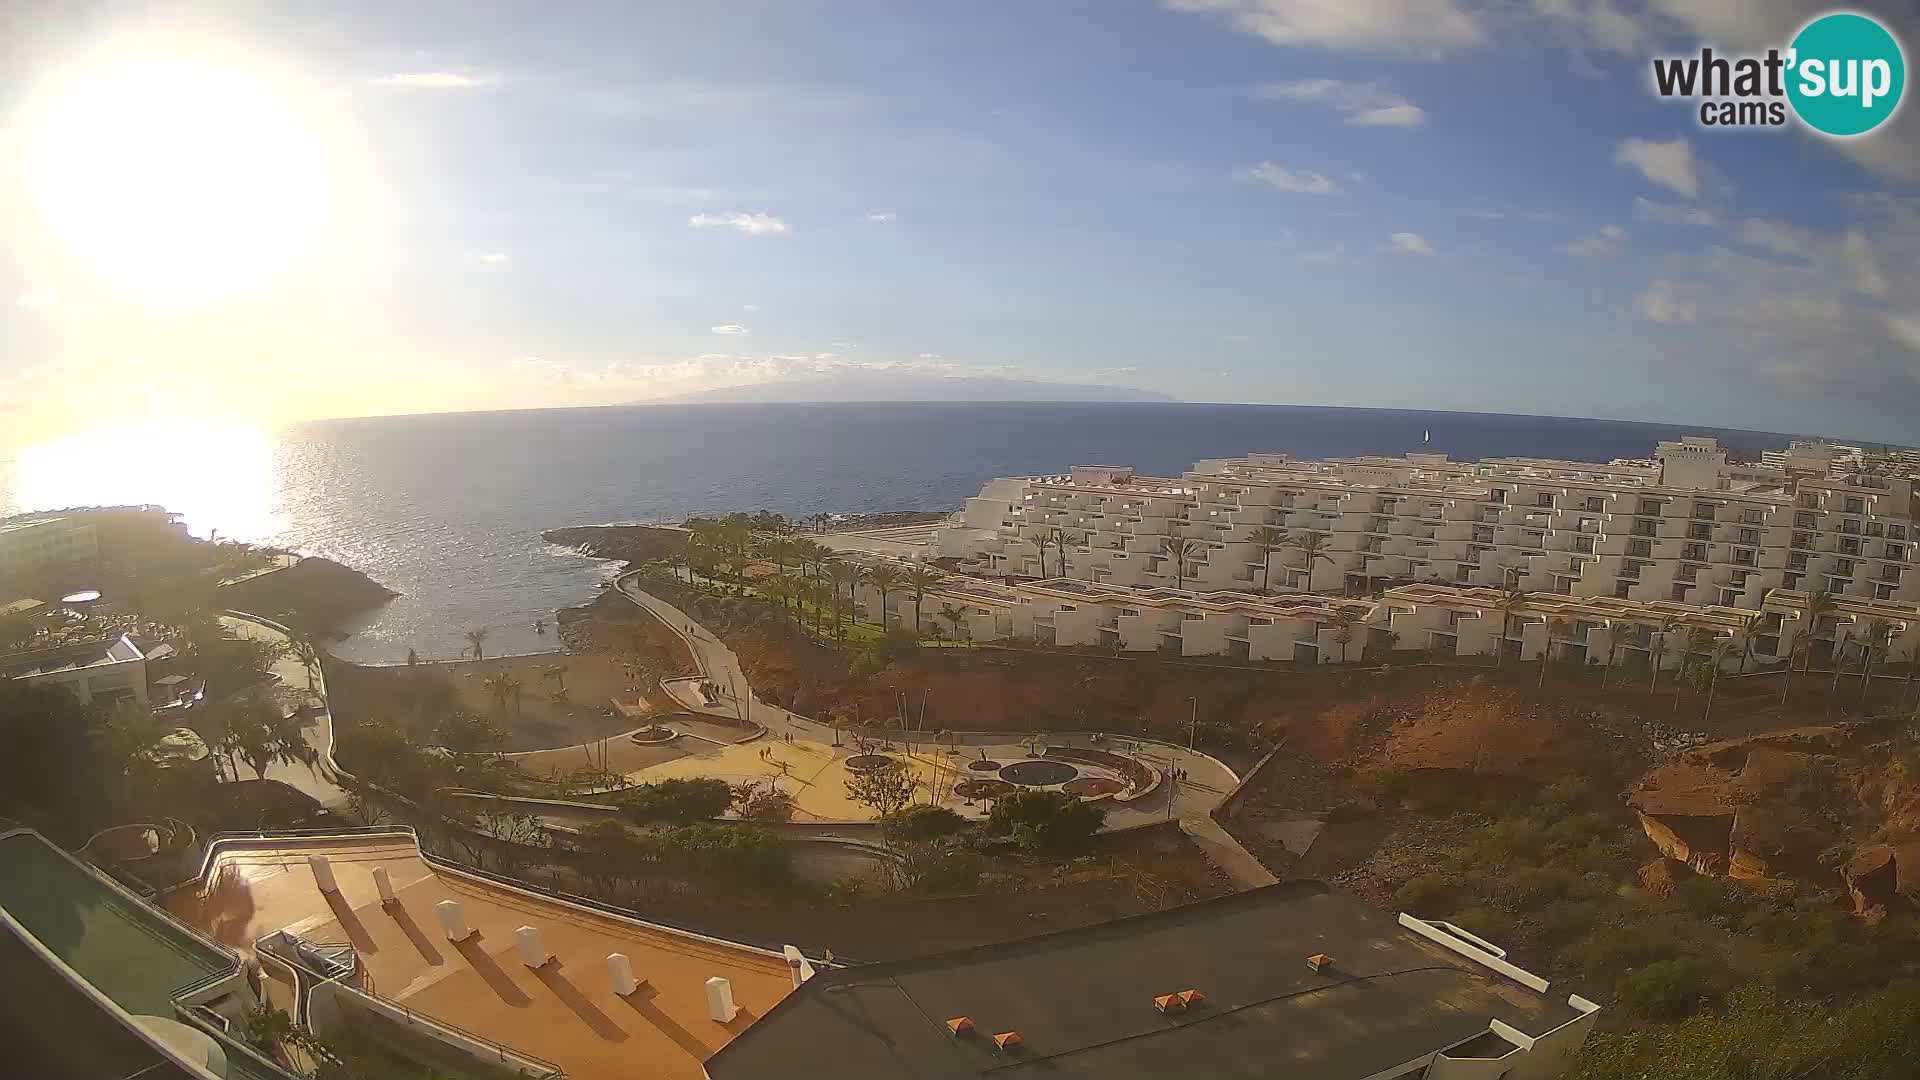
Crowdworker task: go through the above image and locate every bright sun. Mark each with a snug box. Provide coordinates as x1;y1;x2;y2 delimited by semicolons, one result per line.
22;54;331;309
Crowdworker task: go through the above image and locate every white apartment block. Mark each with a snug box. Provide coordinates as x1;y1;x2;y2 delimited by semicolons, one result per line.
856;567;1916;671
931;437;1919;610
0;516;99;578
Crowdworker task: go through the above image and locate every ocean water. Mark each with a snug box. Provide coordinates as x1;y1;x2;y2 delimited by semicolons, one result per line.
3;402;1815;662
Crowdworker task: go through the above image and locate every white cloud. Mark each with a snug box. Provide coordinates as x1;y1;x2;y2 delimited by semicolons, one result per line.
1566;224;1625;256
742;304;761;312
1391;232;1434;255
1843;232;1887;297
1636;283;1697;324
1614;138;1699;198
1735;219;1817;258
1167;0;1483;55
1351;104;1426;127
711;324;751;335
1532;0;1649;53
1254;79;1425;126
688;212;790;235
1249;162;1339;194
15;289;59;309
860;212;897;224
1632;197;1715;227
1888;315;1920;352
369;72;493;89
472;252;511;265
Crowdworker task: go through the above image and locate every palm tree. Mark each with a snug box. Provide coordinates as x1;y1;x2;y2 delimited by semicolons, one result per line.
1022;530;1052;578
1902;636;1920;709
1291;530;1335;592
481;671;516;712
1647;615;1680;697
1732;609;1768;675
1858;619;1893;704
463;626;491;662
1799;589;1837;676
1160;536;1204;591
1598;624;1627;690
905;563;942;636
826;562;854;639
1541;617;1572;688
1699;633;1734;725
938;603;968;641
1056;529;1089;580
1245;526;1289;592
865;564;904;629
1494;584;1532;669
289;637;321;691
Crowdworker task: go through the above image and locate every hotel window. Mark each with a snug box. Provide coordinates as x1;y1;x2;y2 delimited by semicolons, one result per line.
1490;489;1508;504
1671;584;1690;601
1683;543;1707;561
1585;496;1605;512
1792;531;1813;549
1795;512;1818;528
1845;496;1866;514
1842;518;1862;535
1615;582;1633;599
1575;536;1596;554
1688;523;1712;540
1784;572;1803;589
1633;519;1658;537
1888;543;1909;561
1621;560;1644;579
1742;509;1765;525
1835;559;1856;577
1537;493;1555;508
1789;553;1809;570
1628;539;1653;557
1868;521;1885;537
1840;538;1861;556
1881;565;1902;583
1737;527;1760;545
1693;501;1716;520
1734;548;1757;567
1798;493;1819;509
1639;498;1661;515
1877;583;1898;601
1892;525;1908;541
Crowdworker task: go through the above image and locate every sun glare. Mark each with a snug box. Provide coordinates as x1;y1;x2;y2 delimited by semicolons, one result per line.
8;419;282;541
21;53;331;309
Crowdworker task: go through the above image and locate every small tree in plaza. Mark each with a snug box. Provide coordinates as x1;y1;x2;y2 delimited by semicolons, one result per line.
845;762;917;818
984;789;1104;854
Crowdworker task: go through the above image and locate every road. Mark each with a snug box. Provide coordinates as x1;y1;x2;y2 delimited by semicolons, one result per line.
614;573;1275;887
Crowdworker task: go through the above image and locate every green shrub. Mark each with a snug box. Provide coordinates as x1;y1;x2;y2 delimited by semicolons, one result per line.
881;805;969;844
1392;872;1458;914
615;778;735;823
1617;958;1713;1020
983;789;1106;855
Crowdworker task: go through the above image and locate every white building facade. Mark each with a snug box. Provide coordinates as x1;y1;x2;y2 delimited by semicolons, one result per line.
931;438;1918;610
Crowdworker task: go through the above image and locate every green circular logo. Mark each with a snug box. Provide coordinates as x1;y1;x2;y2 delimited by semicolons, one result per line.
1787;12;1906;137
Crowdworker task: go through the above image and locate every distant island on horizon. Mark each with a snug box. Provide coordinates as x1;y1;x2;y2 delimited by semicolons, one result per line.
635;370;1176;405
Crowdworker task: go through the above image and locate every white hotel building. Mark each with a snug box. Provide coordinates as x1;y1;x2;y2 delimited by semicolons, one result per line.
840;436;1920;670
930;437;1918;610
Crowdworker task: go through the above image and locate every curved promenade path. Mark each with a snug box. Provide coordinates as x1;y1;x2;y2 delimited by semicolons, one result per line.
614;572;1277;888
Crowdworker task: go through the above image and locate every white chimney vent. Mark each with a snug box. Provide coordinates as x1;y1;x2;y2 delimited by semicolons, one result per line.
435;899;472;941
516;926;550;968
608;953;638;996
373;866;396;904
307;854;338;893
706;976;739;1022
783;945;816;987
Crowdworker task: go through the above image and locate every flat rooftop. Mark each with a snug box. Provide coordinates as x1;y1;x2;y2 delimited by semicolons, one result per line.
707;881;1583;1080
1;633;144;680
167;833;796;1080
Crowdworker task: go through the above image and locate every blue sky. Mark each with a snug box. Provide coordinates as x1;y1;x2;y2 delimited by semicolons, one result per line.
1;0;1917;445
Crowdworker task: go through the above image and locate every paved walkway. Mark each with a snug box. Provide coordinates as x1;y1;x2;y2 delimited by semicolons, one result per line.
614;574;1277;882
218;613;352;812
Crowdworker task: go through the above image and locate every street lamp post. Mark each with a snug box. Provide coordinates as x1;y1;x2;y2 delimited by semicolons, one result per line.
1187;696;1198;752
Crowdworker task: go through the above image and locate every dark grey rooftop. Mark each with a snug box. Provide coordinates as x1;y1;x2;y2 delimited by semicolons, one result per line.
706;881;1582;1080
